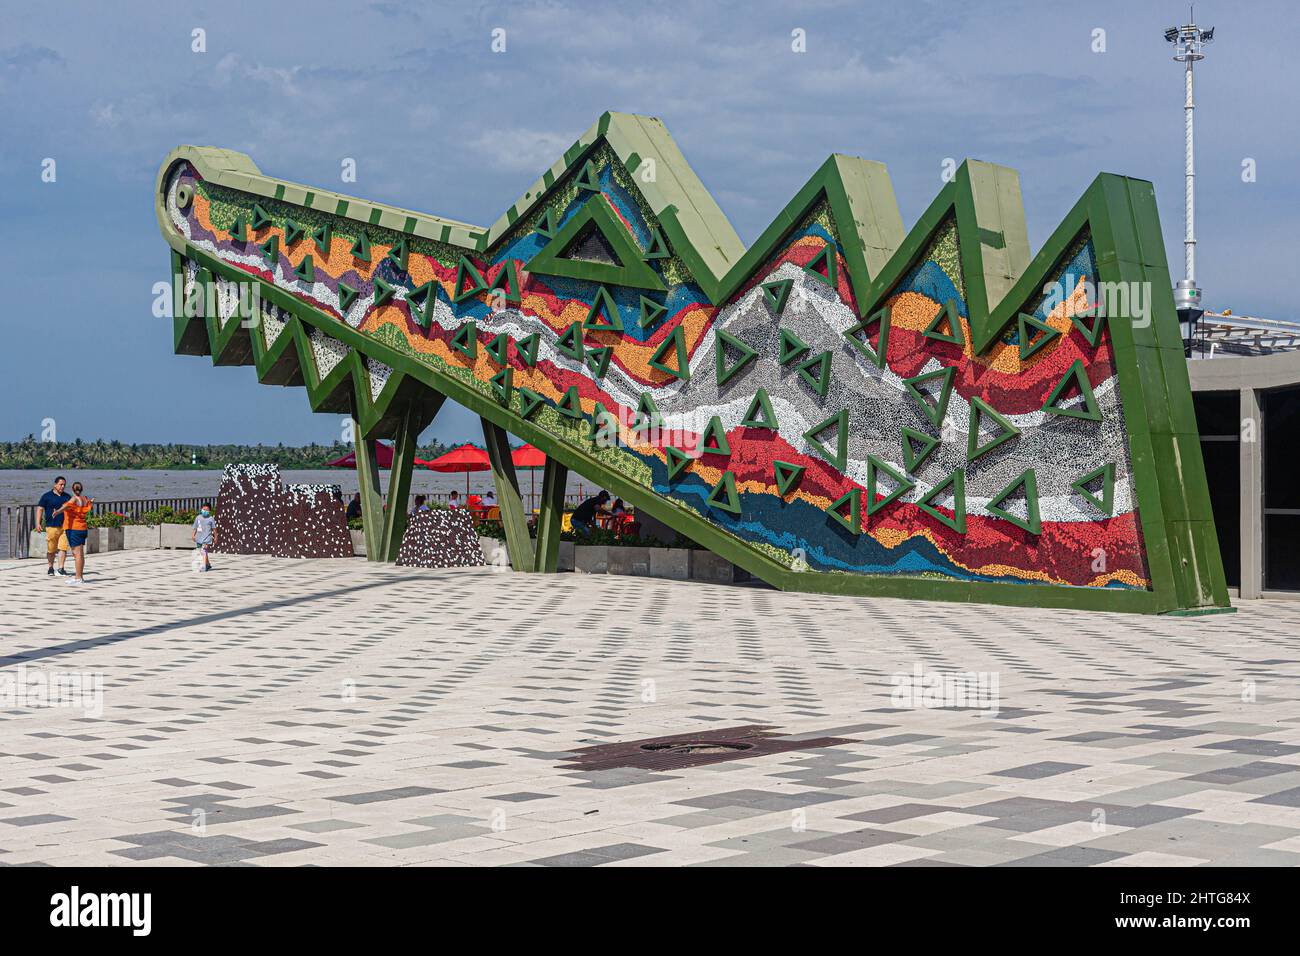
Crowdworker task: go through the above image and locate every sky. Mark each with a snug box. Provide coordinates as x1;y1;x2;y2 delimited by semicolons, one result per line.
1;0;1294;447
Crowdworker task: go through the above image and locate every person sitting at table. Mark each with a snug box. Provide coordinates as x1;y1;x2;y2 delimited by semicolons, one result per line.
611;498;627;517
410;494;429;515
447;491;461;509
570;490;609;537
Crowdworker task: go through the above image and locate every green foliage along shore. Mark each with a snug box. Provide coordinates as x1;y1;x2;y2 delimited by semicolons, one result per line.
0;437;450;470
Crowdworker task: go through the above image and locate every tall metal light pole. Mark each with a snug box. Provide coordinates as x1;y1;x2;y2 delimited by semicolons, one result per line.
1165;13;1214;348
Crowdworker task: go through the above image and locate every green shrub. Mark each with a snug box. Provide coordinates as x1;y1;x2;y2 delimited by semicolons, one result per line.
88;511;128;528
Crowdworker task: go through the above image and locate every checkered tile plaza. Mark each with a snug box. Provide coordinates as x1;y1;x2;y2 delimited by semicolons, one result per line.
2;551;1298;867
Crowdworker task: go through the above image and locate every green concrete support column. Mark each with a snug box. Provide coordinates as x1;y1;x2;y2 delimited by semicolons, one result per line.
352;417;386;562
378;403;426;563
481;418;534;572
352;392;443;563
533;455;569;573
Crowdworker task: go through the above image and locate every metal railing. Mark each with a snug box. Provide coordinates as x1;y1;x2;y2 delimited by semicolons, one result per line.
4;490;595;559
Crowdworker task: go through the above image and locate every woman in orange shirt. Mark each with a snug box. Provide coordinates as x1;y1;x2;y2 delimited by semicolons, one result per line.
55;482;94;584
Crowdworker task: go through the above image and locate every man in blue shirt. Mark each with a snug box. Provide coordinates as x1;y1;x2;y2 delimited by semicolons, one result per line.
36;476;72;577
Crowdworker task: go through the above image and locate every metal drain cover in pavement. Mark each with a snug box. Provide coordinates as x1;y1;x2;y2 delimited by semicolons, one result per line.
560;725;855;771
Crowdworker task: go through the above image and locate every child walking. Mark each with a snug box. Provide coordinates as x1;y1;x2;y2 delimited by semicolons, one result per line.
192;505;217;571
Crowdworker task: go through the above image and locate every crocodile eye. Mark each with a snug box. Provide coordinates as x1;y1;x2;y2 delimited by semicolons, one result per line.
175;183;193;209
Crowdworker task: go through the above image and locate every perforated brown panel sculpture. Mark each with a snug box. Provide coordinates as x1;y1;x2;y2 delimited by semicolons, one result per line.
396;509;487;569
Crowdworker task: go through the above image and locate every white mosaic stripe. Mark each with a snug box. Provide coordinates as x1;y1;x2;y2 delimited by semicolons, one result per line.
366;358;393;403
310;329;350;380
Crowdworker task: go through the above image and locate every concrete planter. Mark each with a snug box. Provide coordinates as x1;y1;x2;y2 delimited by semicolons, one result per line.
607;545;652;577
88;527;124;554
690;550;736;584
349;529;366;557
159;524;195;549
573;545;608;574
123;524;161;550
649;547;693;581
480;536;509;566
557;541;575;572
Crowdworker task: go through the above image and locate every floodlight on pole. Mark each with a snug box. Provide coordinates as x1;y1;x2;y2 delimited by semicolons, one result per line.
1164;8;1214;323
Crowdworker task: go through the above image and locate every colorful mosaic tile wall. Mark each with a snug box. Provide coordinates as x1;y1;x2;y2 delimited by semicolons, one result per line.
155;113;1229;611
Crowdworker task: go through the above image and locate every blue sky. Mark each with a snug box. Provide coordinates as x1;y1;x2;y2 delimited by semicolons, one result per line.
1;0;1293;446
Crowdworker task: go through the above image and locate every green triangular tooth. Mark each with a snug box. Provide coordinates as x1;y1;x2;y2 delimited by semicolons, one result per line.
349;232;371;262
644;225;670;260
312;223;333;254
901;426;940;473
283;218;305;244
259;234;279;266
1071;462;1116;515
293;255;315;283
648;325;690;381
762;278;794;314
526;197;665;292
588;402;618;442
556;322;584;361
845;306;891;369
740;388;777;429
826;489;860;533
452;255;487;302
516;332;541;367
486;260;521;305
337;281;359;313
865;455;915;517
1017;312;1059;360
556;385;584;419
1071;306;1108;347
584;345;612;379
406;280;437;327
490;366;513;405
706;471;743;516
249;203;272;231
450;320;478;360
373;277;397;306
923;298;966;347
639;295;667;329
698;415;730;456
582;287;624;332
903;366;956;429
967;396;1021;462
487;332;511;365
778;328;810;365
773;460;805;496
575;159;601;192
796;351;832;396
803;408;849;472
387;237;409;272
804;244;838;288
517;386;545;419
228;216;249;243
716;330;757;386
665;446;692;481
631;393;661;436
916;468;967;533
535;208;557;239
1042;359;1102;421
986;468;1042;535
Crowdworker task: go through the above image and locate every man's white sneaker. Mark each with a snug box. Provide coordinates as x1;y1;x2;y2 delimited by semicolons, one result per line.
66;577;83;585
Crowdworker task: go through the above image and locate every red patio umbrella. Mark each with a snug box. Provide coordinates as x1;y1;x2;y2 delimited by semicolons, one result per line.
424;443;492;498
325;443;432;469
511;444;546;510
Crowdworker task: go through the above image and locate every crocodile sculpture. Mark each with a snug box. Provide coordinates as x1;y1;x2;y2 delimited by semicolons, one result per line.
154;111;1230;614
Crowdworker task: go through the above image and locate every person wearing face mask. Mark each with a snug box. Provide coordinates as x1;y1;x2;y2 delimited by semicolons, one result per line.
192;504;218;572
